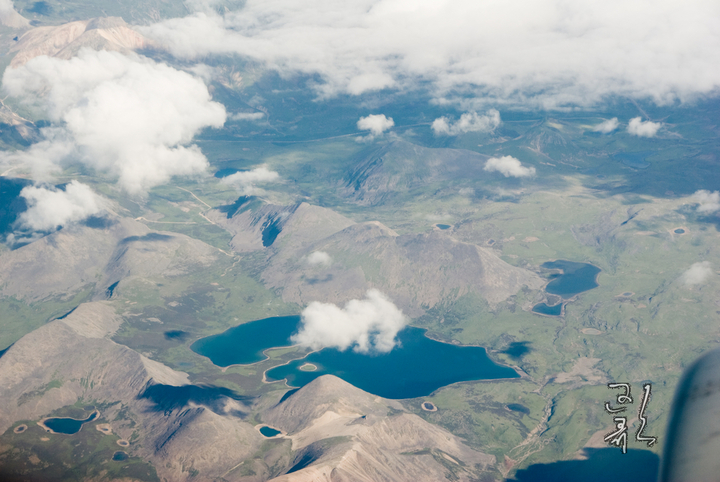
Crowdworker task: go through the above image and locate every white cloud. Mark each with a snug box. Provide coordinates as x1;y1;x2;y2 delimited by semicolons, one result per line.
484;156;536;178
432;110;501;135
681;261;713;286
0;130;74;181
306;250;332;266
692;190;720;213
627;117;662;137
17;181;104;231
220;166;279;195
1;49;226;195
357;114;394;137
593;117;619;133
291;289;407;353
0;0;28;28
230;112;265;121
142;1;720;107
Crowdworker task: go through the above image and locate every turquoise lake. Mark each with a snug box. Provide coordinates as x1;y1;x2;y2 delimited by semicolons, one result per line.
43;411;97;434
542;260;600;297
191;316;300;366
193;318;518;399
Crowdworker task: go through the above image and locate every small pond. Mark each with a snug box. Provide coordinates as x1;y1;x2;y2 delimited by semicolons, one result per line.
259;426;282;438
542;260;600;298
42;411;98;435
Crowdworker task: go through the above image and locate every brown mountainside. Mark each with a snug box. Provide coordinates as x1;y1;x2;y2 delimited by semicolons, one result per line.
10;17;148;67
0;302;270;482
264;376;496;481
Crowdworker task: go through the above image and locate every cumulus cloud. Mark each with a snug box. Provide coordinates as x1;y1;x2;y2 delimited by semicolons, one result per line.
356;114;394;141
681;261;713;287
692;190;720;213
291;289;407;353
1;49;226;195
220;166;279;194
627;117;662;137
142;1;720;107
432;110;501;136
593;117;619;133
306;250;332;266
17;181;104;231
484;156;536;178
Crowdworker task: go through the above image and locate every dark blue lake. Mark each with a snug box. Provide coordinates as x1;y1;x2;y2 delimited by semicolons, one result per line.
259;426;281;437
194;318;518;399
112;451;128;461
532;303;563;316
265;326;518;399
191;316;300;366
508;448;658;482
542;260;600;298
43;411;97;434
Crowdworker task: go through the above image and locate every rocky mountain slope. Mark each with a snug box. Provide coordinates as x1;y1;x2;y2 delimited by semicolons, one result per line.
340;140;491;206
213;199;542;315
264;376;496;481
10;17;148;67
0;301;271;482
0;215;218;302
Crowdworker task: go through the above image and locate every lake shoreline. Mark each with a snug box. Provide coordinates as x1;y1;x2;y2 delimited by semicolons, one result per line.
37;409;99;435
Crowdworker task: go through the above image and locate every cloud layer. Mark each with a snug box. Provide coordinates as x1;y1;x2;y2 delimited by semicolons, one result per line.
627;117;662;137
18;181;104;231
2;49;226;194
143;0;720;107
291;289;407;353
484;156;536;178
432;110;501;136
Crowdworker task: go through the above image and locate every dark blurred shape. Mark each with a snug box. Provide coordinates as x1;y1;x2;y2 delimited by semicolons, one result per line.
502;341;532;360
0;177;31;239
164;330;190;341
120;233;173;244
660;347;720;482
138;382;251;417
82;215;116;229
0;343;12;359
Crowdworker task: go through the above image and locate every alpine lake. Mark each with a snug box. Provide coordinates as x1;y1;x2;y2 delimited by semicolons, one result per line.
531;260;601;316
192;318;519;399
